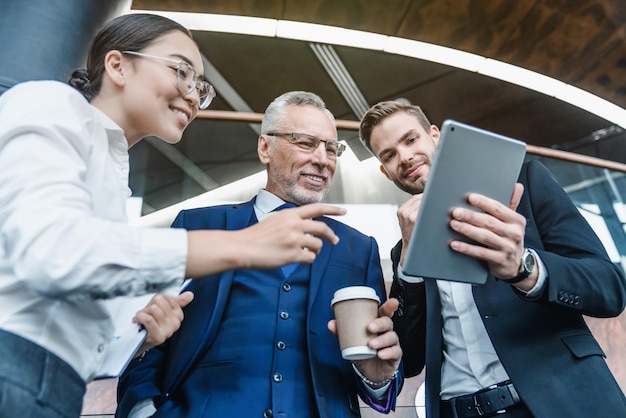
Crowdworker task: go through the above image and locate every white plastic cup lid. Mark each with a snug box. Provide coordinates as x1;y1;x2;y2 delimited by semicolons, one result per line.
331;286;380;307
341;346;377;360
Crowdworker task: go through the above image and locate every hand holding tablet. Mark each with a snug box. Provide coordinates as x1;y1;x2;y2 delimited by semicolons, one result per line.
403;120;527;285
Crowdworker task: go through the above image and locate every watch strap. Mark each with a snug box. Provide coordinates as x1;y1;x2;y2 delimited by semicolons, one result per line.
503;248;533;283
503;270;531;284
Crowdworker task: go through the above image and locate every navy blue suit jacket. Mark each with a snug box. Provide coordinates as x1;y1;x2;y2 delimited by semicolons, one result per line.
117;199;402;417
390;161;626;418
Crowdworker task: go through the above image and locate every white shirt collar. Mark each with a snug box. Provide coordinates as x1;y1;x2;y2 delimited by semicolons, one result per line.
255;189;291;216
90;105;128;150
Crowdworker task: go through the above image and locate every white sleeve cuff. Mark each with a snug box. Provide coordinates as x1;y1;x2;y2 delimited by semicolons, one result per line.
128;398;157;418
398;264;425;283
363;382;390;399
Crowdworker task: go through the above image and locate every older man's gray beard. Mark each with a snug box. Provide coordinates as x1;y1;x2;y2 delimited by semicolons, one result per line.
272;173;330;205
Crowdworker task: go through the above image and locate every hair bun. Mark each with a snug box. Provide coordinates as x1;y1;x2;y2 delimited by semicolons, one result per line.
68;68;92;97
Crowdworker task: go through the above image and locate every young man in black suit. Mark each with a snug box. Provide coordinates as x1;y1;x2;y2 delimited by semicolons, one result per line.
359;101;626;418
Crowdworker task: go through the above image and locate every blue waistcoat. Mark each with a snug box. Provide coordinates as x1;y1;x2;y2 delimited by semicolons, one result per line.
174;262;318;418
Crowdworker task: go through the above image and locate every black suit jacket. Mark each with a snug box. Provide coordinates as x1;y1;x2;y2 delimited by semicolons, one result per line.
390;161;626;418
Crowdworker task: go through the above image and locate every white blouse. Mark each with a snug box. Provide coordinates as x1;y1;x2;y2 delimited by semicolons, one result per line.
0;81;187;381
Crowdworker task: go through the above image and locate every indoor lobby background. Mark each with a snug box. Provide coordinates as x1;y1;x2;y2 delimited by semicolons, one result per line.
2;1;626;417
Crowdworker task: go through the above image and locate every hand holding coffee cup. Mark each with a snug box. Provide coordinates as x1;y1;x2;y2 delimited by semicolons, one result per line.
331;286;381;360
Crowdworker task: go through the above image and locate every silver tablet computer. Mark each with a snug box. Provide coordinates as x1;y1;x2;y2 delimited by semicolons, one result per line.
402;120;527;285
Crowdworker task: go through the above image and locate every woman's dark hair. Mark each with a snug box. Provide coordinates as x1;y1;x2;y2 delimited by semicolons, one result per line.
68;13;192;101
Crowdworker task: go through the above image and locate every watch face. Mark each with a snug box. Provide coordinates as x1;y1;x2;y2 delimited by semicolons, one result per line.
523;250;535;272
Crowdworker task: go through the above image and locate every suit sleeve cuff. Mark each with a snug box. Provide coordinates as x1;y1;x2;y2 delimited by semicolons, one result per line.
353;365;399;413
358;382;396;413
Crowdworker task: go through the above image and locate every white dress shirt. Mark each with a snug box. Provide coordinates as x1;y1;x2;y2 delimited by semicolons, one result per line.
399;249;546;398
0;81;187;382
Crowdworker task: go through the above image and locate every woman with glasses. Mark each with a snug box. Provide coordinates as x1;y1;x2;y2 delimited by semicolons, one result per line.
0;13;344;418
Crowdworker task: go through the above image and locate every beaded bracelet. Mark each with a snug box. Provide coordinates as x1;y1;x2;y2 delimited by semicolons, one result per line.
352;363;399;389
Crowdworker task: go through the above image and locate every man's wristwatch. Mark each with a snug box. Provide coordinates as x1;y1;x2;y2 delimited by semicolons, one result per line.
506;248;535;284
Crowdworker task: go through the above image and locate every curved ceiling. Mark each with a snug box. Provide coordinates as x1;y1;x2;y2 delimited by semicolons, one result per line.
128;0;626;214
